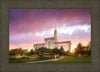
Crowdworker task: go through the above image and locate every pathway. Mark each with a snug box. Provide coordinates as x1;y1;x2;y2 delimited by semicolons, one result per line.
25;56;64;63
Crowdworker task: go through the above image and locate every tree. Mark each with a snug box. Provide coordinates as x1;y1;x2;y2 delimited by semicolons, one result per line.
9;48;28;56
35;47;48;56
29;49;34;55
35;48;39;54
87;41;91;55
52;48;61;55
60;46;65;55
74;43;85;56
87;41;91;50
74;42;91;56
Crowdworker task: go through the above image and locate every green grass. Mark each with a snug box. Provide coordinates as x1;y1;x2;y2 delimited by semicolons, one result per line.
46;56;91;63
9;55;55;63
9;56;37;63
9;55;91;63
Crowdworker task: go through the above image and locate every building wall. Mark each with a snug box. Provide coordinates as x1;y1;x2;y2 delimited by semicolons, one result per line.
44;39;55;49
34;44;44;49
34;42;71;52
55;43;71;52
34;27;71;52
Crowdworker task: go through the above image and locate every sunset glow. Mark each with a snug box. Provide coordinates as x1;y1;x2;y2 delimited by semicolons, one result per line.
9;9;91;52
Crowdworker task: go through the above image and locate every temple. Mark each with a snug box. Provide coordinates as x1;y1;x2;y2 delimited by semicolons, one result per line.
34;23;71;52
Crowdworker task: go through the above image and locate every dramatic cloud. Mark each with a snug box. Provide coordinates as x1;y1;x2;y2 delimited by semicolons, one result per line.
9;9;91;52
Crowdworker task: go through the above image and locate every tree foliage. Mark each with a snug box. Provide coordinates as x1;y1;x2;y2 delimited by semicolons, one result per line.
29;49;34;55
74;43;85;55
9;48;27;56
74;42;91;56
52;48;61;55
35;47;66;56
60;46;65;55
35;47;51;56
87;41;91;55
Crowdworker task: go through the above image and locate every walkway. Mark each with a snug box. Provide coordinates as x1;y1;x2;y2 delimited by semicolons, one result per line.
25;56;64;63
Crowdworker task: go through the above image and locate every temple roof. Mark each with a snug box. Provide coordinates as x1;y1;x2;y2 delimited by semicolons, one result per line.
34;43;44;46
55;41;71;44
44;37;55;41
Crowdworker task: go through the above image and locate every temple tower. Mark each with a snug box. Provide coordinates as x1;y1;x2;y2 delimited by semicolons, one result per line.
54;22;58;42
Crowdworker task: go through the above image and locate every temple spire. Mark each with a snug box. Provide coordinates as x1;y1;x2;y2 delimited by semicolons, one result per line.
54;22;58;42
55;22;56;30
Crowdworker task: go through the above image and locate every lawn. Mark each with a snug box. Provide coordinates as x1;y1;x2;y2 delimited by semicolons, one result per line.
46;56;91;63
9;55;91;63
9;55;55;63
9;56;37;63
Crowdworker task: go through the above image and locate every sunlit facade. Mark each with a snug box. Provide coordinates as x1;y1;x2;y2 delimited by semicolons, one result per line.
34;23;71;52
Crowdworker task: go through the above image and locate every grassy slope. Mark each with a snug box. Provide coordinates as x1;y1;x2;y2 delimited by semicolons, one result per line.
9;56;37;63
9;56;55;63
46;56;91;63
9;55;91;63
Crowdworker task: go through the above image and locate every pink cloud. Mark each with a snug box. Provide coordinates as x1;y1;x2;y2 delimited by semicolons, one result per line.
9;9;91;51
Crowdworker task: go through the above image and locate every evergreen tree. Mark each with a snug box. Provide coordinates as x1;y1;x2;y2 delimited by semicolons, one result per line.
30;49;34;55
60;46;65;55
74;43;84;55
87;41;91;55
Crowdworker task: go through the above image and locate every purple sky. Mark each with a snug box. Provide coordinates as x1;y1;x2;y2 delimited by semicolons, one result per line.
9;9;91;52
